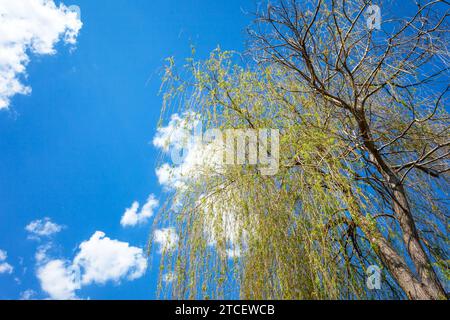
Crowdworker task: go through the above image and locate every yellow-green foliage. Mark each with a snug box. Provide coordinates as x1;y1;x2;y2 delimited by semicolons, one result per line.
153;49;448;300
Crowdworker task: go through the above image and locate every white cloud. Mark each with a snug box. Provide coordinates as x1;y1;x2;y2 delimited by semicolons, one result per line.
26;217;63;238
154;228;179;254
0;0;82;109
0;263;13;274
37;259;80;300
0;249;7;261
35;243;52;263
74;231;147;285
20;289;37;300
120;194;159;227
121;202;139;226
162;272;177;284
153;112;199;152
153;112;226;191
36;231;147;299
139;195;159;220
0;249;14;274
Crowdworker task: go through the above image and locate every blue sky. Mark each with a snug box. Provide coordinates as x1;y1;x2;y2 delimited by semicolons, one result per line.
0;0;251;300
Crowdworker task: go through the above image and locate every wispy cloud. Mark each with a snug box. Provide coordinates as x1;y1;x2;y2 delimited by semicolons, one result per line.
20;289;37;300
26;217;64;239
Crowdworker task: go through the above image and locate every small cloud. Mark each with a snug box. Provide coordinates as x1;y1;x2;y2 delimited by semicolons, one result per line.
26;218;63;239
0;249;14;275
74;231;148;285
154;228;179;254
0;249;7;261
20;289;37;300
121;202;139;226
36;231;148;299
0;263;13;274
162;272;177;284
120;194;159;227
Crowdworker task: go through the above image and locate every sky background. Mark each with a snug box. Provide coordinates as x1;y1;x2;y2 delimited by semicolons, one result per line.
0;0;251;300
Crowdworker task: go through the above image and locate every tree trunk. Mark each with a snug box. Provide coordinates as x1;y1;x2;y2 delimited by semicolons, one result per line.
360;218;445;299
356;114;446;299
389;184;447;299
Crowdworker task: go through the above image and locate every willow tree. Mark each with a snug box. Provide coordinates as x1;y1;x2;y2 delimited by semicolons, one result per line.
153;0;449;300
